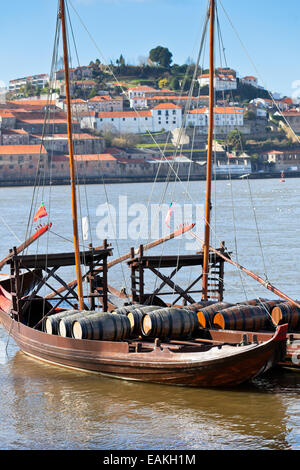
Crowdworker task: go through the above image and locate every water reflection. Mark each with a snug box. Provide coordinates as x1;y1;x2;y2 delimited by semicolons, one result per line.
0;351;297;450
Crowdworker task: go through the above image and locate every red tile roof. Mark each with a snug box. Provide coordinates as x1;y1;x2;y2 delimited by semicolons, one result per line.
0;144;47;155
67;153;117;162
89;95;122;102
97;110;151;118
153;103;181;110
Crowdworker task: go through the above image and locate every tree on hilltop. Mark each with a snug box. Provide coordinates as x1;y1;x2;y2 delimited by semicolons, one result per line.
149;46;173;68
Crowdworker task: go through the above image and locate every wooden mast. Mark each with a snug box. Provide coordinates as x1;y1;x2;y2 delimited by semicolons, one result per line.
202;0;215;301
59;0;84;310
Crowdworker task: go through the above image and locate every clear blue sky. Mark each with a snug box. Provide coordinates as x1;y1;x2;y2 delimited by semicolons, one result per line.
1;0;300;97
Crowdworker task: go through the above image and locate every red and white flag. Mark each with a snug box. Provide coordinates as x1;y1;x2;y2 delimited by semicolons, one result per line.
33;202;47;222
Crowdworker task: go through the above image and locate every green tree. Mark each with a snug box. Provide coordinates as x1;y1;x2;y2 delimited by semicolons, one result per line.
149;46;173;68
169;77;180;91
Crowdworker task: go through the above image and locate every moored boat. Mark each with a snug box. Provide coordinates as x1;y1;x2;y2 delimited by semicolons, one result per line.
0;0;292;388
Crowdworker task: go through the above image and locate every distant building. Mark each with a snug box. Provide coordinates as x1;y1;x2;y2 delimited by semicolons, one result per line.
263;149;300;172
80;103;182;134
9;74;49;93
130;94;209;110
88;95;123;112
198;72;237;91
241;76;258;88
281;110;300;132
0;144;48;180
187;106;244;127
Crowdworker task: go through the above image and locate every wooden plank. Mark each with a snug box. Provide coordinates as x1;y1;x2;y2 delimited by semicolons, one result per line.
9;248;111;268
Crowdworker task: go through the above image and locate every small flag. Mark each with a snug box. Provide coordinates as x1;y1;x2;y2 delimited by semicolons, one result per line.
165;202;173;228
33;202;47;222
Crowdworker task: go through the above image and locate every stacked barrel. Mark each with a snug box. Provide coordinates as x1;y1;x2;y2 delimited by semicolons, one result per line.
212;299;300;332
43;298;300;342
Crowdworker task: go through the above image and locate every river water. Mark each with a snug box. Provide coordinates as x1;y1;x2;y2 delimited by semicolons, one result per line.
0;177;299;450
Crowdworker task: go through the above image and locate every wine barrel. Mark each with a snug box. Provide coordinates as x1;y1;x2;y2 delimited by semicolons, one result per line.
271;302;300;331
126;306;160;335
141;307;198;340
45;310;81;335
112;304;143;315
72;312;131;341
59;311;95;337
196;302;234;328
237;298;269;306
183;301;217;313
213;305;272;331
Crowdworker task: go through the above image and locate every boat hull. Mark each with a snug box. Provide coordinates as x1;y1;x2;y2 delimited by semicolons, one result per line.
0;308;287;388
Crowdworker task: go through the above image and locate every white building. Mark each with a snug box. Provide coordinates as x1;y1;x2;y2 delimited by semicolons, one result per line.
198;73;237;91
9;74;49;93
80;103;182;134
127;86;157;100
187;107;244;127
241;76;258;88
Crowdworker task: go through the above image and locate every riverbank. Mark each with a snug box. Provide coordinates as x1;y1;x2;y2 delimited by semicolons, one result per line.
0;171;297;187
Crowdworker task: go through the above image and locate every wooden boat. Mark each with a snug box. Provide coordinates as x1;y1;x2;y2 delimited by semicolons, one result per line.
0;280;287;387
0;0;290;387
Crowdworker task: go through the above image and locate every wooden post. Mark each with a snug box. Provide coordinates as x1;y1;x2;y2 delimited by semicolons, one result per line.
139;245;144;304
88;243;95;311
202;0;215;300
60;0;84;310
130;247;138;303
218;241;225;302
12;247;21;319
102;239;108;312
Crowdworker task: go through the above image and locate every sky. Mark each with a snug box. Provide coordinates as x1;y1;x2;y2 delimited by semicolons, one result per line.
1;0;300;98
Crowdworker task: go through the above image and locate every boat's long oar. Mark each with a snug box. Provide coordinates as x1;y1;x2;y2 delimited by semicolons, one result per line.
190;231;300;309
45;223;195;300
0;223;52;271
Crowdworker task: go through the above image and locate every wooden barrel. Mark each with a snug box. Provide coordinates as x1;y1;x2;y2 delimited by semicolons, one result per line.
237;298;269;306
141;307;198;340
112;304;143;315
271;302;300;332
183;301;217;313
45;310;81;335
59;311;94;337
126;306;160;336
196;302;234;328
72;312;131;341
213;305;273;331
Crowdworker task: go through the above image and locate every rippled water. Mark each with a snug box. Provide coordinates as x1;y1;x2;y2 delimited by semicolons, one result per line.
0;178;299;450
